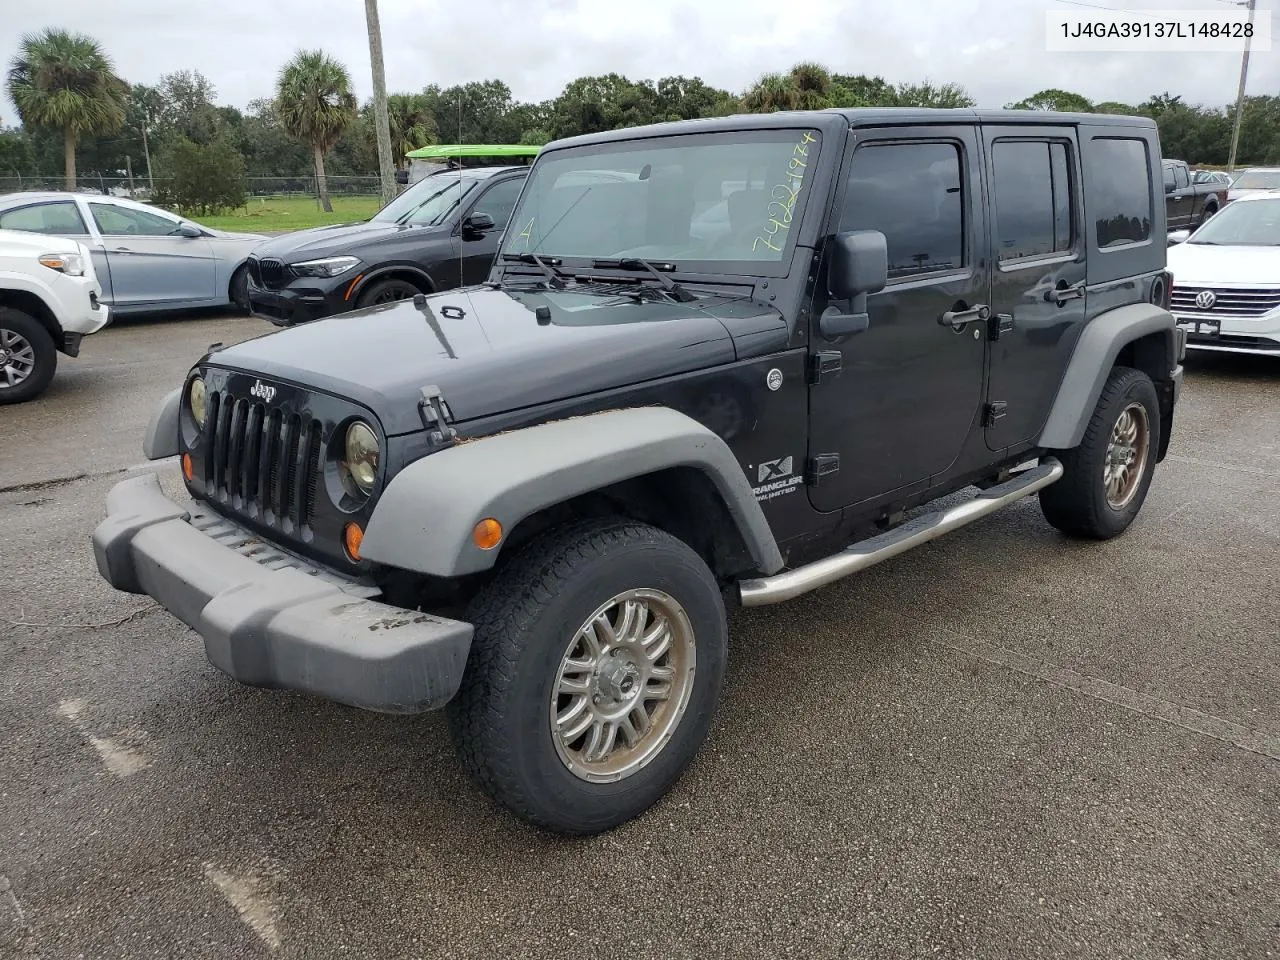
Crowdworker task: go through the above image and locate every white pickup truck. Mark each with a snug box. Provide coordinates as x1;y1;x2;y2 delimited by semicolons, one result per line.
0;228;111;404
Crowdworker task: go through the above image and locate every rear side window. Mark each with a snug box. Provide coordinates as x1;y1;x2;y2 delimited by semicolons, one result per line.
1088;138;1153;249
840;141;965;279
991;140;1075;261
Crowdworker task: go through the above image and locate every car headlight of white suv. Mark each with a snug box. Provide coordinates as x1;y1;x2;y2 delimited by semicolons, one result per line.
38;252;86;276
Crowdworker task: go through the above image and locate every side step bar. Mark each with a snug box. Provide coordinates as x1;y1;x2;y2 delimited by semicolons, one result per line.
738;458;1064;607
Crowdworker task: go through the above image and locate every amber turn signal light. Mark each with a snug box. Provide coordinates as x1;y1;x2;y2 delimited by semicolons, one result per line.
344;522;364;561
181;453;194;482
472;518;503;550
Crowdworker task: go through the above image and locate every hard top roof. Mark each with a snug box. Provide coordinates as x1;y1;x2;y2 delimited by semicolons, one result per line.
541;107;1157;152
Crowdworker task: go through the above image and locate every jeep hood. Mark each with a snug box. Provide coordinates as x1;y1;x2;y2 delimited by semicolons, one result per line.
204;285;740;435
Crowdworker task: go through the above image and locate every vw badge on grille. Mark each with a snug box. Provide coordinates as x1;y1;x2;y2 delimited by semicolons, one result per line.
1194;289;1217;311
250;379;277;403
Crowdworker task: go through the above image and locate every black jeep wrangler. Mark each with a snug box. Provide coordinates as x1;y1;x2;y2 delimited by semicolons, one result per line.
93;109;1184;835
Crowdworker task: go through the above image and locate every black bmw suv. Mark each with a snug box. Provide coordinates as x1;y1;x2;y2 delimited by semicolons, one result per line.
245;165;528;326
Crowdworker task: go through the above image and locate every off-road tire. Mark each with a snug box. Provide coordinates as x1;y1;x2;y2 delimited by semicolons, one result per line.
229;265;251;314
447;518;727;835
1040;365;1160;539
0;308;57;405
1197;203;1218;229
356;278;421;309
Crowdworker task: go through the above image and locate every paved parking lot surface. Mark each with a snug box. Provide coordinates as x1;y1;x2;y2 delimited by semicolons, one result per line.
1;314;1277;959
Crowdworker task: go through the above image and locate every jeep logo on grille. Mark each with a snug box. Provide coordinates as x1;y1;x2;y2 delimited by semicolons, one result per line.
249;380;277;403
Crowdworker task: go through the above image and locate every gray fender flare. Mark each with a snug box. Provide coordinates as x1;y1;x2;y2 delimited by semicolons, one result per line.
360;407;784;579
142;388;181;460
1038;302;1177;450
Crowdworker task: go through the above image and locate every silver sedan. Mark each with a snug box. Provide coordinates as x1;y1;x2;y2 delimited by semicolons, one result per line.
0;192;266;315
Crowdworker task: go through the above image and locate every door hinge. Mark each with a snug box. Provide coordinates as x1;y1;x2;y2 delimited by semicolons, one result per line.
984;401;1008;427
806;454;841;486
987;313;1015;340
808;350;843;384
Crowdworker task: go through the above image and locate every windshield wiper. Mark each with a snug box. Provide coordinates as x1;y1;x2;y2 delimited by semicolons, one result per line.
501;252;570;289
590;258;697;303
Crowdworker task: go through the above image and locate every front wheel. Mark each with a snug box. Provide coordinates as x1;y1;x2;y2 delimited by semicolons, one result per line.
447;519;727;835
229;265;251;314
0;308;57;405
1040;365;1160;539
355;278;421;309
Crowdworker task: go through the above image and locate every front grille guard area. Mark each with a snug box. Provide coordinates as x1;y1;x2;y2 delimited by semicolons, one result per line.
187;505;380;598
203;390;323;539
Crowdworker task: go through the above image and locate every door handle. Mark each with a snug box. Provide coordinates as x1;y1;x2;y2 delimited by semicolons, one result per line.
939;303;990;331
1047;281;1085;305
113;246;132;252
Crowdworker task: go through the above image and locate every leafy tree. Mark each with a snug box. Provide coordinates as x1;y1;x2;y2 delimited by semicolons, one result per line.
1093;101;1135;115
741;63;835;113
5;28;127;189
152;134;247;215
384;93;435;167
1006;88;1093;112
830;74;897;107
275;49;357;211
893;80;975;109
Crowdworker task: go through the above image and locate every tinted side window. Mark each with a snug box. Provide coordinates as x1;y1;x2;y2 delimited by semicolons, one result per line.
0;201;88;235
470;177;523;230
1088;138;1153;248
91;203;181;237
840;141;965;279
1163;164;1176;191
1174;165;1189;189
991;140;1075;261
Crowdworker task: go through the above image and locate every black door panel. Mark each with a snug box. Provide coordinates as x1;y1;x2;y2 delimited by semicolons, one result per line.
982;127;1088;450
808;126;990;513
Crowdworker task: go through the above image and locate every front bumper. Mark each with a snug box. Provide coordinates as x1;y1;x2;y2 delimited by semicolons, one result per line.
247;276;349;327
1174;310;1280;357
91;473;473;714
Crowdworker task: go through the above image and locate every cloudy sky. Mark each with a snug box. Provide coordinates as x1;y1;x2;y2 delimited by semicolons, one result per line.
2;0;1276;119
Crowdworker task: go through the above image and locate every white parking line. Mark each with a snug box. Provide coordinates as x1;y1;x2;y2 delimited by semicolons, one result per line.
203;864;281;950
940;633;1280;762
0;873;24;924
55;699;151;778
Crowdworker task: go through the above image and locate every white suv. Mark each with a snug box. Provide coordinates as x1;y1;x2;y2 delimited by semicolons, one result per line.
0;228;111;404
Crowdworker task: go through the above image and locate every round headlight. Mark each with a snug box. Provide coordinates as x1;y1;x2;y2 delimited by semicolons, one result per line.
344;421;379;493
189;377;207;429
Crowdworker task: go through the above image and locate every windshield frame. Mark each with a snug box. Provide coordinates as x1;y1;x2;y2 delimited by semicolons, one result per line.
370;173;477;226
494;126;832;282
1186;197;1280;246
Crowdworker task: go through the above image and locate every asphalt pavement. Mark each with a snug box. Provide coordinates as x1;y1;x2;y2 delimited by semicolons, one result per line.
1;314;1277;960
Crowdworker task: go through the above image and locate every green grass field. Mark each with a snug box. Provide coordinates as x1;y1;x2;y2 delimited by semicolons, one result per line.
197;195;382;232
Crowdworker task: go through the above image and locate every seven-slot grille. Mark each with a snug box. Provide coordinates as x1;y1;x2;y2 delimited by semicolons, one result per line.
246;256;289;289
1170;286;1280;318
204;389;323;534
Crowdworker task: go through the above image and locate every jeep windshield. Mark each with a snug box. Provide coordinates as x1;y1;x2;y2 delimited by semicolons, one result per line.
372;174;476;226
498;128;821;275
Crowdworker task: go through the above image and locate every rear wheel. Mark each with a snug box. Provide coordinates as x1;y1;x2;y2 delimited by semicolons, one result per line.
447;518;727;835
0;308;57;405
356;278;421;309
1197;203;1218;228
1040;365;1160;539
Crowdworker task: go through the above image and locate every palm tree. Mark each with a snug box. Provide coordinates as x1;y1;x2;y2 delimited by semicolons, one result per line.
275;50;357;212
741;63;833;114
386;94;436;169
6;29;127;190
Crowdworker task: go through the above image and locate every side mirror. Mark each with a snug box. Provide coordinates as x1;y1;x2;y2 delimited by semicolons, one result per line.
178;222;202;238
821;230;887;338
1167;229;1191;245
461;212;496;238
1164;180;1176;195
395;169;409;185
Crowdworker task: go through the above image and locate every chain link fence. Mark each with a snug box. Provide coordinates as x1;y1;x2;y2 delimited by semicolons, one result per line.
0;174;382;201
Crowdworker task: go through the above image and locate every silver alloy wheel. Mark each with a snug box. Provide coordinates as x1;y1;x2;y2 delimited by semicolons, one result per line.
1104;401;1150;509
550;588;697;784
0;328;37;390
